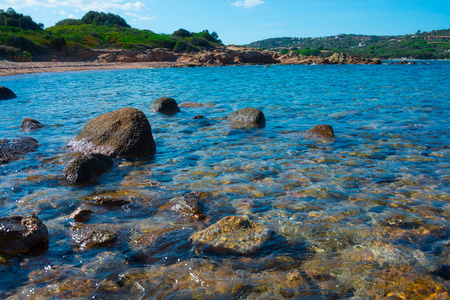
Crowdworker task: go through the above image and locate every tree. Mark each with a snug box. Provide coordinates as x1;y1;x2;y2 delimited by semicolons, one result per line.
80;11;130;27
0;8;42;30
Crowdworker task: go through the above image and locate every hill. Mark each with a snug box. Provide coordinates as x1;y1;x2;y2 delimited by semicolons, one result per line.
248;29;450;59
0;9;223;61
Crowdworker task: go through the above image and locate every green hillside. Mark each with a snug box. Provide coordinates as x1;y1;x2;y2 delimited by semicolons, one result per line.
249;30;450;59
0;9;223;60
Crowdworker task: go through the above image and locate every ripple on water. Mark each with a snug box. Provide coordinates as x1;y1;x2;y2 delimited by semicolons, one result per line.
0;63;449;298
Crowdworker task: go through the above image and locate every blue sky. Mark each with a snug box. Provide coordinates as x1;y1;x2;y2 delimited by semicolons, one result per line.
1;0;449;45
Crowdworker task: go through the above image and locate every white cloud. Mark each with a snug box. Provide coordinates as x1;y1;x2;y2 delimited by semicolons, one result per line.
124;12;156;22
0;0;148;11
232;0;264;9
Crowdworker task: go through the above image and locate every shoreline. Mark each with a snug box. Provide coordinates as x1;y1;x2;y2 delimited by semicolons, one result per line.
0;61;203;77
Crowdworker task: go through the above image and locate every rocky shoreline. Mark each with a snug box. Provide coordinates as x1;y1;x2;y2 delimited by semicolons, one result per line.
0;46;382;77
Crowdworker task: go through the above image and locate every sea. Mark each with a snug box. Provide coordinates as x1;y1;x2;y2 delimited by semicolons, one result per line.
0;62;449;298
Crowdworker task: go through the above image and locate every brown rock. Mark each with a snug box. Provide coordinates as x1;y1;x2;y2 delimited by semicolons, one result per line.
21;118;45;131
160;191;206;220
303;124;335;141
62;153;114;184
190;215;271;254
179;101;206;108
0;214;49;255
228;108;266;128
71;207;92;222
67;107;156;158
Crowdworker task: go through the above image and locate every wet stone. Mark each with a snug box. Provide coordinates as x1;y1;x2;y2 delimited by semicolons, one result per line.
83;190;144;206
71;227;117;250
0;136;39;165
0;86;17;100
71;206;92;222
82;251;128;279
62;153;114;184
21;118;45;131
228;108;266;128
67;107;156;158
150;97;180;114
0;214;49;255
160;191;206;220
190;215;272;255
302;124;335;141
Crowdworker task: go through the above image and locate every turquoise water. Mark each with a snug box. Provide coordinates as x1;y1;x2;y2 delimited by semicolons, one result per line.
0;63;449;298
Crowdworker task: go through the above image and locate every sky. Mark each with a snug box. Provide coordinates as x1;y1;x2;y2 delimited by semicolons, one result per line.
1;0;449;45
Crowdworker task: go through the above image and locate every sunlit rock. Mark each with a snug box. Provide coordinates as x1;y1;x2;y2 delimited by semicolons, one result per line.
190;215;271;255
67;107;156;158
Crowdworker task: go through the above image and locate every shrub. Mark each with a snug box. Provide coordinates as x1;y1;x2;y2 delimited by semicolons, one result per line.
49;36;66;50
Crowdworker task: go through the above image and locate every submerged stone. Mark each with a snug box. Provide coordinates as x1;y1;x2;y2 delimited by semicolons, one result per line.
228;108;266;128
160;191;206;220
190;215;271;255
71;206;92;222
302;124;335;141
0;214;49;255
71;227;117;250
150;97;180;114
67;107;156;158
0;137;39;165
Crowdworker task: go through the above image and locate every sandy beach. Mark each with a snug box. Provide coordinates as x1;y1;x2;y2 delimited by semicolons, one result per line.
0;60;201;77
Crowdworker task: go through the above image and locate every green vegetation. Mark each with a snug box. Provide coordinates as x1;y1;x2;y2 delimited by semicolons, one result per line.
0;9;223;60
249;30;450;59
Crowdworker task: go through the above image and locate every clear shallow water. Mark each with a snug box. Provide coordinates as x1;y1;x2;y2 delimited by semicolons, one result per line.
0;63;449;298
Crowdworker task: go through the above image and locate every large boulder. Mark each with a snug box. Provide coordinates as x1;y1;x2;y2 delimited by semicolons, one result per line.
67;107;156;158
0;214;49;255
0;86;17;100
21;118;45;131
190;215;272;255
150;97;180;114
62;153;114;184
0;137;39;165
228;108;266;128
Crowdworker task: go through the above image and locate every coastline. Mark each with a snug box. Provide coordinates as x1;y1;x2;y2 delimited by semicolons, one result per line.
0;48;383;77
0;60;200;77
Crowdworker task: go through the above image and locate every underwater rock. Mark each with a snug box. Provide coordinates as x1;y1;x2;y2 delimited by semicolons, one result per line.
0;136;39;165
82;251;128;279
21;118;45;131
83;189;153;206
302;124;335;141
192;115;205;119
71;227;117;250
160;191;206;220
71;206;92;222
0;86;17;100
150;97;180;114
0;214;49;255
190;215;271;255
228;108;265;128
67;107;156;158
179;101;206;108
62;153;113;184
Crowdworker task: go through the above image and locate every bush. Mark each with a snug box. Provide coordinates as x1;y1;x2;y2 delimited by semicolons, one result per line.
49;36;66;50
172;28;192;38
